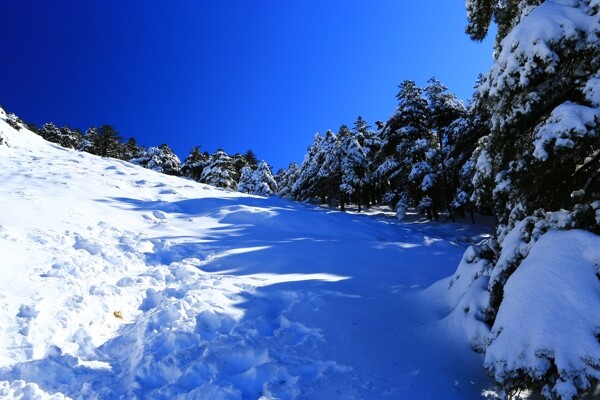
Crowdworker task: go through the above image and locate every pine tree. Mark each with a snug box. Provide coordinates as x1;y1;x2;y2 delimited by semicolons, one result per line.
181;146;209;181
424;77;468;220
122;137;141;161
277;162;300;198
131;144;181;175
318;129;344;210
243;150;259;169
94;124;124;158
375;80;434;219
156;144;181;176
340;123;368;212
454;1;600;397
237;166;254;193
231;153;250;184
251;161;278;196
353;116;380;209
200;149;237;190
46;125;83;150
78;127;99;154
293;133;326;202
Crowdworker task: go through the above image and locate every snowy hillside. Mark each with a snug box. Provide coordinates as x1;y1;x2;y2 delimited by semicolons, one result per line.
0;113;498;398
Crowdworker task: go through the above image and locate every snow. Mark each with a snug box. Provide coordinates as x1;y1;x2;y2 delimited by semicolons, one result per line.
0;114;497;398
486;230;600;399
532;101;599;161
479;0;600;131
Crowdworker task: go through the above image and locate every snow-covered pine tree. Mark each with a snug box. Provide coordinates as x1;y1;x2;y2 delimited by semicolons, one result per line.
78;127;99;154
181;146;209;181
39;123;83;149
243;150;259;170
231;151;258;184
277;162;300;199
122;137;140;161
352;116;381;209
424;77;467;220
318;129;344;210
130;143;181;175
94;124;124;159
292;133;326;202
237;166;254;193
250;161;278;196
447;109;492;220
200;149;237;190
340;123;368;212
452;1;600;397
156;144;181;176
375;80;435;219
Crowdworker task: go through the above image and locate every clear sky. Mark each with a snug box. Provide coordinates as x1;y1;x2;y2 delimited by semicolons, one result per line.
0;1;494;171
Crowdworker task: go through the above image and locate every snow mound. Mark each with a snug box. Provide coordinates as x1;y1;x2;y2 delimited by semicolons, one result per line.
485;230;600;399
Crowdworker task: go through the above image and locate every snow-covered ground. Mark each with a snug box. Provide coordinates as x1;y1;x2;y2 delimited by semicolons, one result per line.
0;118;496;398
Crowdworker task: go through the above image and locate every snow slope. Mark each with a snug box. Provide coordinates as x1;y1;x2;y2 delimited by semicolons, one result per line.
0;116;494;399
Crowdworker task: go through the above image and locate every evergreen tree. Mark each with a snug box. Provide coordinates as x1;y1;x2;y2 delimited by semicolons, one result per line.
200;149;237;190
251;161;278;196
293;133;326;202
353;116;381;208
39;123;83;150
94;124;124;158
318;129;344;210
231;153;251;184
122;137;141;161
131;143;181;175
78;127;99;154
277;162;300;199
340;123;368;212
156;144;181;176
424;77;468;220
181;146;209;181
375;80;433;219
237;166;254;193
38;123;65;147
454;1;600;397
243;150;259;169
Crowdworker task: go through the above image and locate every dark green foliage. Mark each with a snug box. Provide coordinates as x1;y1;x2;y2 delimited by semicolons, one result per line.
465;0;544;48
38;123;82;149
6;113;23;131
95;124;124;158
123;137;141;160
182;145;209;181
243;150;259;169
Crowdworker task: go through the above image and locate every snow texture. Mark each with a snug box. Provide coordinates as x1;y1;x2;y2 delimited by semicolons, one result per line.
479;0;600;131
486;230;600;399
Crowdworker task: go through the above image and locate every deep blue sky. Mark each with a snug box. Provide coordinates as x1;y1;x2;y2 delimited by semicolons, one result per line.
0;1;494;171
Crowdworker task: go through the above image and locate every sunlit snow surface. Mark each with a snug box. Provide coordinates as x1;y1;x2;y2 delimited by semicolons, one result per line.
0;120;495;399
